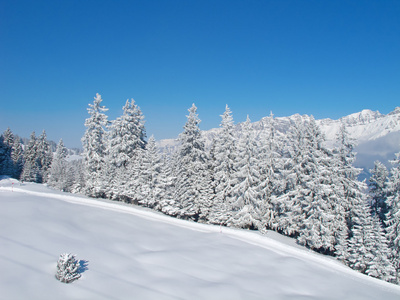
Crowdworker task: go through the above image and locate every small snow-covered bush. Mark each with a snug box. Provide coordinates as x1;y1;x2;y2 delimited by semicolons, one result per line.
55;253;81;283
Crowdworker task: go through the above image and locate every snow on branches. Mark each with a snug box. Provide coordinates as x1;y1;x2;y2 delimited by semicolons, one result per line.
55;253;82;283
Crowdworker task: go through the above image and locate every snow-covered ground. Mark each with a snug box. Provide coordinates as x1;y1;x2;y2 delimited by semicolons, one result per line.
1;178;400;300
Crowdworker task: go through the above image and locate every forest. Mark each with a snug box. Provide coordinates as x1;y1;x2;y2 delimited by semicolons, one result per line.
1;93;399;285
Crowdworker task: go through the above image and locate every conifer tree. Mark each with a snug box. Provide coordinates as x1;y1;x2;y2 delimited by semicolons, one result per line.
275;117;309;237
347;199;396;282
366;216;396;282
81;93;109;197
11;136;24;179
228;116;263;229
208;105;237;225
158;152;179;216
139;136;165;209
0;129;14;176
386;152;400;283
258;113;281;230
332;123;366;260
335;124;365;222
369;160;390;225
48;139;68;191
21;131;40;182
105;99;147;200
174;104;209;221
36;130;53;183
274;117;346;254
65;159;85;193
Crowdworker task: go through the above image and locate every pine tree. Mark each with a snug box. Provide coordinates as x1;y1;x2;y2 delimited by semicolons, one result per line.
333;123;366;260
21;131;40;182
273;117;346;254
275;117;309;237
0;129;14;176
55;253;81;283
347;199;396;282
106;99;146;200
139;136;165;209
36;130;53;183
257;113;281;231
335;123;365;219
11;136;24;179
174;104;210;221
65;159;85;193
126;148;147;204
366;216;396;282
158;152;179;216
298;118;342;252
386;152;400;283
48;139;68;191
81;93;109;198
369;160;390;225
228;116;263;230
208;105;237;225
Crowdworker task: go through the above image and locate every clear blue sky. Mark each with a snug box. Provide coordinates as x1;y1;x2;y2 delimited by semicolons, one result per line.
1;0;399;148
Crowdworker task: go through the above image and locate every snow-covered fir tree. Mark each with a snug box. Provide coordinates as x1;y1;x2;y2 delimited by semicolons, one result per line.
20;131;40;182
331;123;366;260
65;159;85;194
139;136;165;209
274;117;310;237
386;152;400;283
105;98;146;201
158;152;179;216
346;198;396;282
257;113;281;231
20;130;52;183
208;105;237;225
48;139;68;191
369;160;390;225
173;104;211;221
335;124;365;220
366;216;396;282
81;93;109;198
0;128;14;176
55;253;81;283
11;135;24;179
36;130;53;183
2;128;14;148
228;116;263;230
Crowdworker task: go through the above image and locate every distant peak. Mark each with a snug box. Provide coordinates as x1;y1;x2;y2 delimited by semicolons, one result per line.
388;107;400;116
339;109;382;125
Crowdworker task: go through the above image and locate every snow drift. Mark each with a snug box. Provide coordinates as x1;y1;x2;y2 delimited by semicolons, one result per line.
1;178;400;300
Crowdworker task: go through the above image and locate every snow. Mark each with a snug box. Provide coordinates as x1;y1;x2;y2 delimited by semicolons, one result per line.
66;154;82;162
156;107;400;172
1;177;400;300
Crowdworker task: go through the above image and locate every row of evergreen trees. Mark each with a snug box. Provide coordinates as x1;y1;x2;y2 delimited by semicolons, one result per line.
0;129;55;183
77;93;399;284
1;93;399;285
0;128;83;192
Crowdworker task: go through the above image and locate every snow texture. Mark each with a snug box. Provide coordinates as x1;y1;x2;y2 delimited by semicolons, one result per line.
1;178;400;299
157;107;400;171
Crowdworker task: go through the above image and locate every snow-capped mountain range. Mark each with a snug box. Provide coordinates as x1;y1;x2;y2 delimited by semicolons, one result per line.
157;107;400;172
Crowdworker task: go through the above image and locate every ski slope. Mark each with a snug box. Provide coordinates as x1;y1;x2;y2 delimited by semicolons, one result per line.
1;178;400;300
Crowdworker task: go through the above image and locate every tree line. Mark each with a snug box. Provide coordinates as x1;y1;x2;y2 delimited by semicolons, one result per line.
1;93;399;285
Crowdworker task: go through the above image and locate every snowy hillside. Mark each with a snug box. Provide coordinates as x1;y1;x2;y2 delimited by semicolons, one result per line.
1;178;400;300
157;107;400;170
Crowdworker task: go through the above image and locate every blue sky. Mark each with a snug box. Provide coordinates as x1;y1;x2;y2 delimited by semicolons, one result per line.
1;0;399;148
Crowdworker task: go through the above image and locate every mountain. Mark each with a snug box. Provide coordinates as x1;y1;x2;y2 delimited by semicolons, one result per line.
157;107;400;173
1;177;400;299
